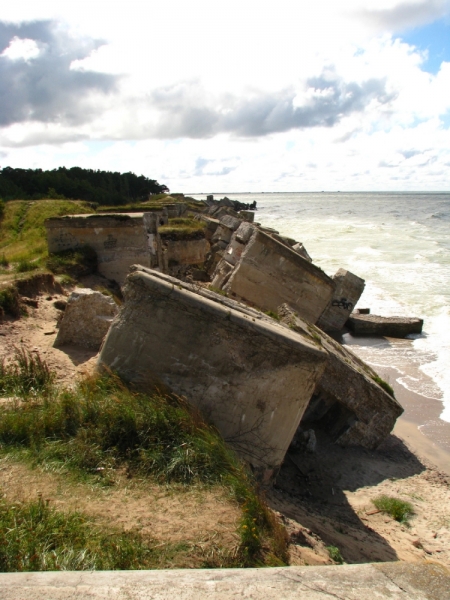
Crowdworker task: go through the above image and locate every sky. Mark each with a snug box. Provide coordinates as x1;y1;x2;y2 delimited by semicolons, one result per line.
0;0;450;192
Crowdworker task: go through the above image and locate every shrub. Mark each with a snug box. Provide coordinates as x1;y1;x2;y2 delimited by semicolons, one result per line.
372;495;414;523
46;246;97;278
0;286;20;317
326;545;344;564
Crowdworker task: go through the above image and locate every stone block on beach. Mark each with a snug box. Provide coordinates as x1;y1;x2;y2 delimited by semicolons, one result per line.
279;304;404;450
347;314;424;338
211;224;335;324
97;266;328;482
54;288;118;350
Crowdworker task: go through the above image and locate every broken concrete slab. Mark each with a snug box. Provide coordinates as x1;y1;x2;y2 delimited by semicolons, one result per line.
54;288;118;350
279;304;404;450
317;269;365;333
211;224;335;324
347;314;424;338
98;266;328;481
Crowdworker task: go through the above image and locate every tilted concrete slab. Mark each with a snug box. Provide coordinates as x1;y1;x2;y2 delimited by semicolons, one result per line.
98;266;327;481
279;305;404;449
317;268;365;333
1;563;448;599
211;224;335;324
348;314;424;338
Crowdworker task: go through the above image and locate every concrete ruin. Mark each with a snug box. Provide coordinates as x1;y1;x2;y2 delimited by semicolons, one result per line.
347;314;424;338
278;305;404;450
98;266;328;481
317;269;365;333
45;212;210;284
211;223;335;324
54;288;119;350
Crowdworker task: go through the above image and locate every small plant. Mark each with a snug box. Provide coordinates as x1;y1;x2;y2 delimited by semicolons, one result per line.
0;254;8;267
372;495;414;523
209;286;227;297
264;310;280;321
16;259;38;273
326;545;344;564
0;347;55;397
0;286;20;317
372;375;395;397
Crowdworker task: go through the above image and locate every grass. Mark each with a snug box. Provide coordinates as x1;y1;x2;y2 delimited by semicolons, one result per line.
372;495;414;524
0;347;55;398
16;259;38;273
159;218;206;240
0;496;171;571
0;285;21;317
264;310;280;321
371;375;395;398
0;199;92;265
0;358;288;568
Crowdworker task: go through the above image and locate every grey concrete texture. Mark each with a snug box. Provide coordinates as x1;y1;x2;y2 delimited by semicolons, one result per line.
212;225;335;324
317;268;366;333
45;214;154;284
54;288;118;350
348;314;424;338
97;267;328;480
279;305;404;449
1;562;448;599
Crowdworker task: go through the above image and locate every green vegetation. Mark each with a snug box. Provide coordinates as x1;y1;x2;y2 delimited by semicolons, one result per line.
0;199;92;264
372;495;414;523
0;285;21;317
0;347;55;398
46;246;98;278
0;355;288;568
159;218;207;240
0;167;168;205
326;545;344;564
372;375;395;397
0;496;170;572
264;310;280;321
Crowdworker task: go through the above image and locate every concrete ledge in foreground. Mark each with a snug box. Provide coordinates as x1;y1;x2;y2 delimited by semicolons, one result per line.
1;563;449;600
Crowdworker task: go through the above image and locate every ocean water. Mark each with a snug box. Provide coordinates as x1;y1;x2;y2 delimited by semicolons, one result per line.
193;192;450;424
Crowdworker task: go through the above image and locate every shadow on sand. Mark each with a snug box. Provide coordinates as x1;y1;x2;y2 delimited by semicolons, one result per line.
268;430;426;564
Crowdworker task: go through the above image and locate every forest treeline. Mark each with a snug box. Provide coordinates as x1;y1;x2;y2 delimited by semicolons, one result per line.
0;167;169;205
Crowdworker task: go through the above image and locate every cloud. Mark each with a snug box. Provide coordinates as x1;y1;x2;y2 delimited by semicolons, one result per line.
149;73;394;139
0;20;118;127
357;0;450;32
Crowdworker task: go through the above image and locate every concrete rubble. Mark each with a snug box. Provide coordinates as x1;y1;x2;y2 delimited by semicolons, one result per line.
317;268;366;333
211;223;335;324
279;304;404;450
348;314;424;337
54;288;118;350
98;266;328;482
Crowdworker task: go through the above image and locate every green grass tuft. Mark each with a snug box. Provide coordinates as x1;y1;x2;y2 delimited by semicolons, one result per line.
0;496;165;572
0;285;21;317
372;495;414;523
0;347;55;398
46;246;97;278
326;545;344;564
372;375;395;397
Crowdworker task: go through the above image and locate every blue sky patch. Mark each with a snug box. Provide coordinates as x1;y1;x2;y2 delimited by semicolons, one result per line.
399;18;450;74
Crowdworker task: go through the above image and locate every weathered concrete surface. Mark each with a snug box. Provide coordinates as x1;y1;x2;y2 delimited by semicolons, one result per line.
1;563;448;599
98;266;327;480
211;224;335;324
54;288;118;350
279;305;404;449
348;314;424;338
161;237;210;269
46;213;159;284
317;269;365;333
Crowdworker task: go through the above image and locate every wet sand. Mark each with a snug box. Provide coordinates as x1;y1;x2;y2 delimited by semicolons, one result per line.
344;335;450;476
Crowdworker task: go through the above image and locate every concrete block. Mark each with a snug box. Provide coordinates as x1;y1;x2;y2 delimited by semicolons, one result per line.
317;269;365;333
98;267;327;480
54;288;118;350
279;305;404;450
213;228;335;324
347;314;424;338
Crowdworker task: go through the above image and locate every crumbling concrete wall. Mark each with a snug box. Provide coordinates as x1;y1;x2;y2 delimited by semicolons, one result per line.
46;213;160;284
279;305;404;450
211;224;335;324
54;288;118;350
98;266;328;481
317;269;365;333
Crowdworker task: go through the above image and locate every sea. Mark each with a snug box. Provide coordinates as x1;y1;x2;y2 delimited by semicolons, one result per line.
192;192;450;435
